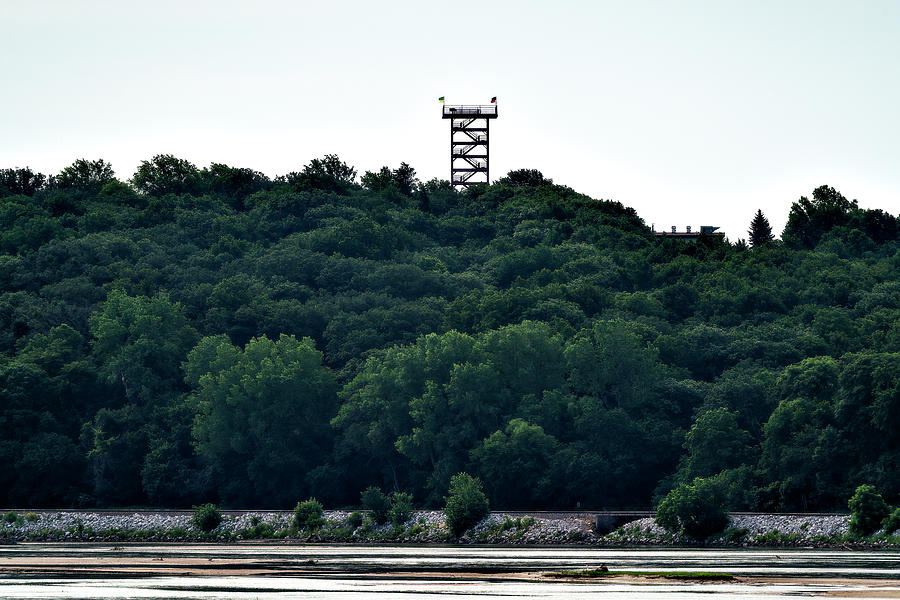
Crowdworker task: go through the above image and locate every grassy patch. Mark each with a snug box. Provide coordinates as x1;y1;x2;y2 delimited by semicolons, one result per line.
548;569;735;581
496;516;535;534
752;530;803;545
606;524;643;540
475;516;538;541
236;522;281;539
719;526;749;544
604;523;677;544
325;526;352;541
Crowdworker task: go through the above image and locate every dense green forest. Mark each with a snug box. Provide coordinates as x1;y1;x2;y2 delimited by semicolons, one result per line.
1;156;898;511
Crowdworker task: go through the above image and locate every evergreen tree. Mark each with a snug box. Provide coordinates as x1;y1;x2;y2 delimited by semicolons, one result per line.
748;209;774;247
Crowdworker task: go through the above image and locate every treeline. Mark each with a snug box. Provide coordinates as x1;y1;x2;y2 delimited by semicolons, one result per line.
1;156;898;511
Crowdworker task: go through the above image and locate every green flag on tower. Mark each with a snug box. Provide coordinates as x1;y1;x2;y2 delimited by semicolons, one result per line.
439;96;445;102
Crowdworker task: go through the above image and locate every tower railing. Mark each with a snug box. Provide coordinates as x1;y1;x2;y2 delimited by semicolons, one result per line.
443;105;497;117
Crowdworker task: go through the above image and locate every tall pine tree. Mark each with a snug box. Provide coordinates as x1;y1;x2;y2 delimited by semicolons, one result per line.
748;209;774;248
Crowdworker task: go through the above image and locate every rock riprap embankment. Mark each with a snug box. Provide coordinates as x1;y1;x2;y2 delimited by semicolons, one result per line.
0;510;880;546
610;514;851;545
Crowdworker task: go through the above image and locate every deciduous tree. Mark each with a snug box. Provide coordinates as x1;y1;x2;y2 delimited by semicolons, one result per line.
188;334;338;505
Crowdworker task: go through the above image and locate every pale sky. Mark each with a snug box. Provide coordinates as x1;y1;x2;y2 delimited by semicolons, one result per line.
2;0;899;240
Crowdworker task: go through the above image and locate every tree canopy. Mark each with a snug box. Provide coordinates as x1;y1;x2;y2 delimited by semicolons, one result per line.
0;155;898;510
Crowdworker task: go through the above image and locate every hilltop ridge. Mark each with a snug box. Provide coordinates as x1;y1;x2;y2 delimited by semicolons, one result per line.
1;156;899;514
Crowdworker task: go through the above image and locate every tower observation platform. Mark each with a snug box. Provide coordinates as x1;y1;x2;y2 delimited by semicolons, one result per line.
442;103;498;187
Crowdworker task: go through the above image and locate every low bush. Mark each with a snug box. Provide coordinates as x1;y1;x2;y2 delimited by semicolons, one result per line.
167;526;191;539
191;504;223;532
4;511;18;524
347;511;364;529
294;498;324;530
882;507;900;534
25;512;39;522
848;485;889;536
443;472;489;536
754;529;802;545
656;476;728;539
242;522;275;538
329;527;352;541
388;492;413;525
358;516;374;534
361;487;391;524
389;492;414;526
722;526;749;544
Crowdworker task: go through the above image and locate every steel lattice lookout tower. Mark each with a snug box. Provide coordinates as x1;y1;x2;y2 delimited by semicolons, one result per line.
441;100;498;187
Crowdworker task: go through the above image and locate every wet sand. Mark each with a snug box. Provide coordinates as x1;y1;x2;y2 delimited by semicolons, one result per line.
2;544;899;599
2;552;899;592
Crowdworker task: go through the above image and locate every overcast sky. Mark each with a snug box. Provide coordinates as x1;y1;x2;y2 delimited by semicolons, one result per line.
2;0;899;239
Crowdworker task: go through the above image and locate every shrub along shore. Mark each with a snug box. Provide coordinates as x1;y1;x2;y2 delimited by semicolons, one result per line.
2;509;899;548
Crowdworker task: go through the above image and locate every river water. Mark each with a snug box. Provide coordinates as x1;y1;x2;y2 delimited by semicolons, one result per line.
1;544;898;599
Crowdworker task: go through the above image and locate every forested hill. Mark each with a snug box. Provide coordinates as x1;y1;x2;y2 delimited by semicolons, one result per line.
1;156;899;512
